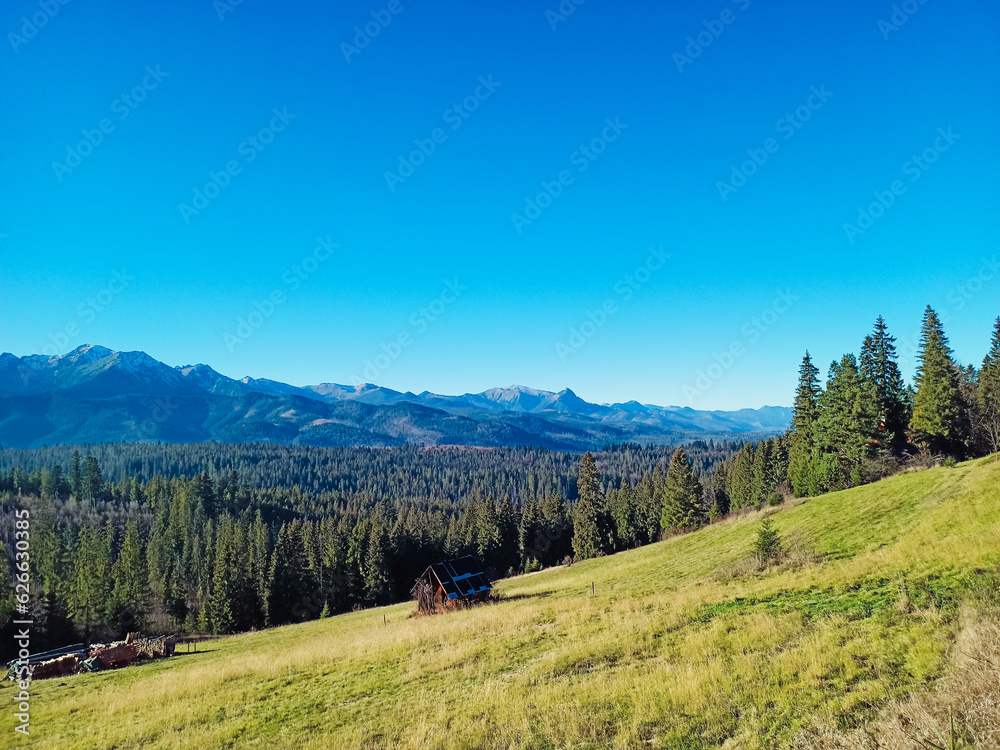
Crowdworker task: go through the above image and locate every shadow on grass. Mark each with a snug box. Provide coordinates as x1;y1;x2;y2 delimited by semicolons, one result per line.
492;590;557;604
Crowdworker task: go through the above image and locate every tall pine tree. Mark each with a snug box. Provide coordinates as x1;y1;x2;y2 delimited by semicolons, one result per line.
910;306;967;455
788;353;821;497
661;447;703;531
978;318;1000;455
268;520;316;621
727;444;755;510
572;452;608;559
749;440;770;506
859;316;911;452
107;517;148;636
362;522;391;605
70;450;83;498
813;354;880;490
610;478;637;550
70;523;111;640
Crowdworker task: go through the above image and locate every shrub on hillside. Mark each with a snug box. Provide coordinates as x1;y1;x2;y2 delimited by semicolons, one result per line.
754;517;783;563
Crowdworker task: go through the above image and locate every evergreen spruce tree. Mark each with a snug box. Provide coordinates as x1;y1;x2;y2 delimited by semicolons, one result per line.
107;517;148;635
957;364;980;455
577;452;602;507
69;523;111;640
209;517;236;634
610;478;637;550
268;520;315;622
362;523;391;605
336;517;355;608
702;471;730;520
788;352;821;497
517;495;539;570
318;517;346;613
754;517;783;562
651;463;666;506
813;354;880;490
571;493;602;560
228;520;259;629
910;306;967;455
129;475;143;505
538;490;570;565
192;473;216;517
633;472;660;545
82;456;103;502
196;518;215;627
145;493;171;606
70;450;83;498
473;496;501;568
767;436;790;495
164;486;191;583
727;445;755;510
859;317;911;452
572;452;609;559
30;492;73;648
164;564;188;628
249;512;270;626
750;440;770;507
662;447;703;531
496;495;520;574
301;519;319;579
32;493;60;597
443;516;462;559
978;317;1000;455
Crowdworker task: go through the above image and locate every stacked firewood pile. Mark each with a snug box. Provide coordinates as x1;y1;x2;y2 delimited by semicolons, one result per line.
6;634;177;681
132;634;174;659
30;653;84;680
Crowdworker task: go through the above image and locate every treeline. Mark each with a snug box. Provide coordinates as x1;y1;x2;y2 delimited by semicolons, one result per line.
0;441;749;656
706;310;1000;509
785;309;1000;496
0;441;747;505
569;448;710;559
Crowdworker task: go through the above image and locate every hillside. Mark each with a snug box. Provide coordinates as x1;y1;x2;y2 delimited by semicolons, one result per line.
3;457;999;749
0;345;791;449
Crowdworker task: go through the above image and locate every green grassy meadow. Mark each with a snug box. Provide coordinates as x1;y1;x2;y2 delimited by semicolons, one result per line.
3;456;999;749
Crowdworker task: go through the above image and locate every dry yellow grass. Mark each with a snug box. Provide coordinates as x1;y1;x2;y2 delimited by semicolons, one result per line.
796;605;1000;749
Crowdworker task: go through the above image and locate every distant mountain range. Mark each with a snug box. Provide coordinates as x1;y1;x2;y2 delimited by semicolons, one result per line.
0;345;792;450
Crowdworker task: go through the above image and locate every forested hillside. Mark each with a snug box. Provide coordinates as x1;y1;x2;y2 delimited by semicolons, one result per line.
0;441;743;658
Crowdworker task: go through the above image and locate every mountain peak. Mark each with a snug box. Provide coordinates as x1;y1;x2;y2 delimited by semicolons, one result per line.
65;344;114;363
179;363;214;374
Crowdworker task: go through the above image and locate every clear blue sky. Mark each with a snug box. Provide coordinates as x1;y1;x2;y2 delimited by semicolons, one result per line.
1;0;998;409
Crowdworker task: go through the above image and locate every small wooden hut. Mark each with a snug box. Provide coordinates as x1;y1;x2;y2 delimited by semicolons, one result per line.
411;557;492;614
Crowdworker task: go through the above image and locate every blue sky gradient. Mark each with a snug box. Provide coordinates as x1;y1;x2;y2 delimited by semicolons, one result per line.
1;0;998;408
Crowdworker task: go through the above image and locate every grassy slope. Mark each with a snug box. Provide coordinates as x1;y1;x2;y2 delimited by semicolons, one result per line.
2;457;999;750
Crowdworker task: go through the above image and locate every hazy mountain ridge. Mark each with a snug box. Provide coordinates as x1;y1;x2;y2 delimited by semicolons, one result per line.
0;345;791;449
